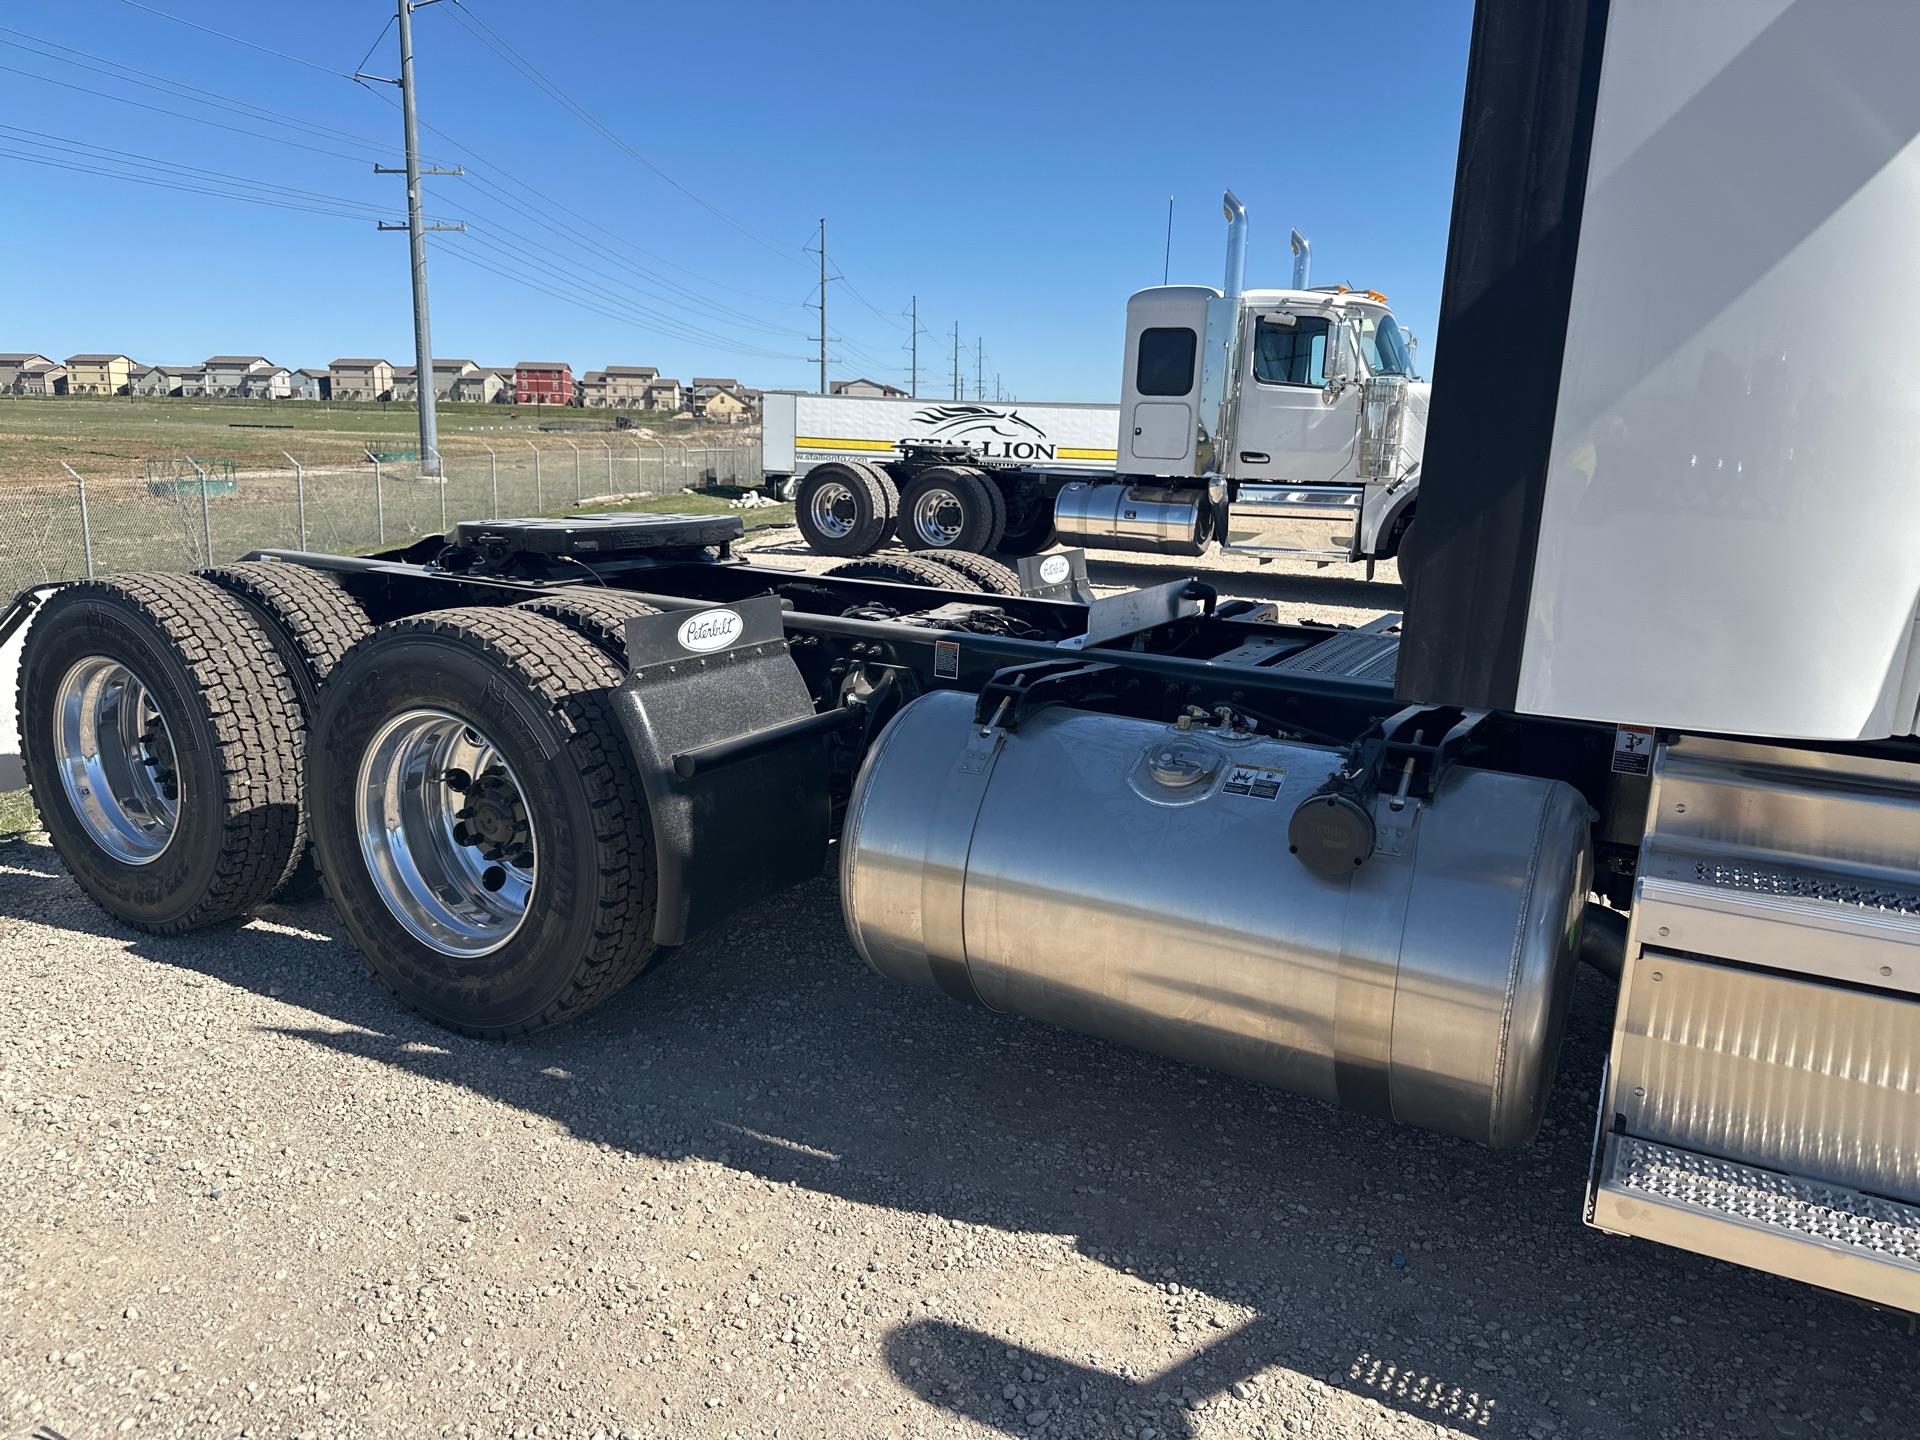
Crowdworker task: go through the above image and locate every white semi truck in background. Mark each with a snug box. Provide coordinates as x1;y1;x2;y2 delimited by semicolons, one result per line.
764;206;1430;581
6;0;1919;1315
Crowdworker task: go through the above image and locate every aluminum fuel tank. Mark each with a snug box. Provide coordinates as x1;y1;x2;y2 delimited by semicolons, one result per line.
1052;482;1211;556
842;690;1592;1148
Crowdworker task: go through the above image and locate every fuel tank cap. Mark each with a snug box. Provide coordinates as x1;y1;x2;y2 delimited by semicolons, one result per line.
1148;743;1216;788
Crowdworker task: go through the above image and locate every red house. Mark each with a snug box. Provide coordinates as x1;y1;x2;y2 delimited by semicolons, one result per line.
514;360;573;406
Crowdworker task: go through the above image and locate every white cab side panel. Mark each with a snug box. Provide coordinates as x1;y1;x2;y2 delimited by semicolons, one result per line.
1516;0;1920;739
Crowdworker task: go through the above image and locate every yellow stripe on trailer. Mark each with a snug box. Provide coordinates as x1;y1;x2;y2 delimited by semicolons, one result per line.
1056;447;1119;461
796;436;898;452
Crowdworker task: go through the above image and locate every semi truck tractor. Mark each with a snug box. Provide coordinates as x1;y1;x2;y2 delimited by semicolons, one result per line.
768;210;1429;580
6;0;1920;1311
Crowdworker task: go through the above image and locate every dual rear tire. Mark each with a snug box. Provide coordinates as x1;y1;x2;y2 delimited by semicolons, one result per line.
21;571;661;1037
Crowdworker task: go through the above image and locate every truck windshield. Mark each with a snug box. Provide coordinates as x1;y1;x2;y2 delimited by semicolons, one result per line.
1358;312;1416;377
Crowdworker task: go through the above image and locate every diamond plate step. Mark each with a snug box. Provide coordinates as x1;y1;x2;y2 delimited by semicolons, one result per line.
1590;1134;1920;1311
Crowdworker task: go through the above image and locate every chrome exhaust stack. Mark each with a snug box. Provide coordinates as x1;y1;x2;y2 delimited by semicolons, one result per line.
1221;190;1248;299
1290;227;1311;289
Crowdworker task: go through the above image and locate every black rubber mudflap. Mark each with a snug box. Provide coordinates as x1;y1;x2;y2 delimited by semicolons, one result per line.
610;595;831;946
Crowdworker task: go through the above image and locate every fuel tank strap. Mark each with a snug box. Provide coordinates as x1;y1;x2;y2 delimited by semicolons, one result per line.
1331;815;1419;1120
916;720;1008;1008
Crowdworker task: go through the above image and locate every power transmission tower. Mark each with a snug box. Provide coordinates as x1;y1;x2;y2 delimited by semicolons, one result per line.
951;323;961;402
909;295;918;399
975;337;984;402
359;0;463;479
817;218;827;396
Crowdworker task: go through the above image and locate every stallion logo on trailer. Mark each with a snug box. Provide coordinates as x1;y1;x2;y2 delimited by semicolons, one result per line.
911;405;1057;461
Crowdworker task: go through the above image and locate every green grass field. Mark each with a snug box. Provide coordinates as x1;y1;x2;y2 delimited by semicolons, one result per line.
0;394;755;487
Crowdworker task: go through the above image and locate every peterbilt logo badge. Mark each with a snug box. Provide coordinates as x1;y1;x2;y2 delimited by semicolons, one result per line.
910;404;1057;461
677;609;744;653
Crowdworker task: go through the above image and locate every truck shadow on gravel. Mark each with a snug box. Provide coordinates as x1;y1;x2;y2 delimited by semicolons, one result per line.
5;848;1911;1438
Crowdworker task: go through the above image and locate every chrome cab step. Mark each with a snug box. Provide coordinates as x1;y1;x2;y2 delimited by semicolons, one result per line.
1588;736;1920;1309
1590;1134;1920;1311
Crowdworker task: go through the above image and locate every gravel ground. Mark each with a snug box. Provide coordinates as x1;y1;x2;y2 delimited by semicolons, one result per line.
3;546;1914;1440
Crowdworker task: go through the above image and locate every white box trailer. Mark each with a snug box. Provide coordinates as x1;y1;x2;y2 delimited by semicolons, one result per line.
761;393;1122;478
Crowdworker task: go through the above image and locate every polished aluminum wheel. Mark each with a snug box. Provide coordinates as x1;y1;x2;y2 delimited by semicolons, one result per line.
807;480;858;540
52;656;180;864
910;488;964;547
355;709;535;957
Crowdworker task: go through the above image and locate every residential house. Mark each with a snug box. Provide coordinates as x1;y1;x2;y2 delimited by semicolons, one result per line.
451;367;512;404
581;364;658;409
131;365;176;397
243;365;293;400
154;364;206;397
515;361;573;406
0;353;54;392
329;358;394;402
65;354;137;395
428;358;477;399
127;363;157;394
830;377;907;399
290;368;331;401
394;359;478;401
691;384;749;423
203;355;270;396
642;377;683;413
691;377;748;401
15;360;67;396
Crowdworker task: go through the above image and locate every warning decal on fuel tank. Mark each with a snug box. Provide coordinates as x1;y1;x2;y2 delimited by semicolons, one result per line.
1222;763;1285;800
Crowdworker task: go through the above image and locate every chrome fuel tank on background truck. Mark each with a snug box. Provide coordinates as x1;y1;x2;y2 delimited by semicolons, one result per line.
842;690;1593;1148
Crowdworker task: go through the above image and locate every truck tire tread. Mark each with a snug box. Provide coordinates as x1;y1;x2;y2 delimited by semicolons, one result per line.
19;573;306;931
200;561;373;706
310;607;657;1036
823;556;965;590
916;551;1023;595
515;588;663;663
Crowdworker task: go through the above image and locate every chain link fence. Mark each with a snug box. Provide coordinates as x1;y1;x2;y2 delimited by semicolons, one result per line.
0;441;764;598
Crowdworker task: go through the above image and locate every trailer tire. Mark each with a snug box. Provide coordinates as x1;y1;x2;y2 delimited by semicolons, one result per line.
823;556;964;590
898;467;1003;554
795;462;893;557
200;561;374;899
307;607;658;1037
515;588;662;664
18;573;306;933
917;552;1023;595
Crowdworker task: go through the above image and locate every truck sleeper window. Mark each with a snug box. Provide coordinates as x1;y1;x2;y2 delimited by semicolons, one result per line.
1136;327;1197;396
1253;316;1329;387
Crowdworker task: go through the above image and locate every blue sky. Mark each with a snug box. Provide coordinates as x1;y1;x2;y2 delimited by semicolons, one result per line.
1;1;1473;400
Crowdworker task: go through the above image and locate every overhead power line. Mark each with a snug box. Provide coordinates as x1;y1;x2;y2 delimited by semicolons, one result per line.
440;0;806;265
112;0;354;77
0;126;397;217
434;244;811;364
0;150;391;224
